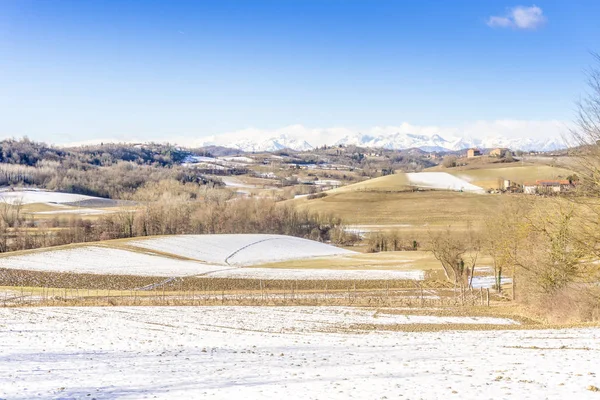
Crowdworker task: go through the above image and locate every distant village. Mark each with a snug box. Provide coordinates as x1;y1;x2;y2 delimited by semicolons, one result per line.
463;147;577;195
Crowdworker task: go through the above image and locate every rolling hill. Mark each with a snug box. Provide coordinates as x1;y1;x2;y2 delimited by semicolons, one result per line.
445;165;575;190
291;165;571;228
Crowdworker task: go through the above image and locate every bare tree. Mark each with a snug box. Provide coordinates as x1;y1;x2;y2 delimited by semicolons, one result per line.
116;210;136;238
465;223;481;289
0;197;24;227
442;155;457;168
484;197;532;298
428;224;480;289
571;53;600;186
569;53;600;261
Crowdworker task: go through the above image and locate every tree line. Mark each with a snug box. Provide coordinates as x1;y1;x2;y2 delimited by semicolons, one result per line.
0;139;224;198
0;180;351;253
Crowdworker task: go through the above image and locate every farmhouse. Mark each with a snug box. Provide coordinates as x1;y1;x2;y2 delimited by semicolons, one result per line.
523;179;572;194
489;148;510;157
467;148;481;158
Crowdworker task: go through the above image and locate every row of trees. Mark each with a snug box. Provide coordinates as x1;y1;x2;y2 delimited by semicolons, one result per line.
365;231;419;253
0;180;348;254
0;139;228;198
0;160;224;199
0;138;188;167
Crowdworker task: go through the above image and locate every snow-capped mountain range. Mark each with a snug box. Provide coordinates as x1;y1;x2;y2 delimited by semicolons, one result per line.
218;134;314;153
201;132;565;153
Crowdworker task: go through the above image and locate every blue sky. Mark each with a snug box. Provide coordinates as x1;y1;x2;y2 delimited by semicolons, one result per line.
1;0;599;145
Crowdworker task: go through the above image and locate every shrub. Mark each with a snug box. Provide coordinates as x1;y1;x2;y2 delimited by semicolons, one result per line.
307;192;328;200
441;156;457;168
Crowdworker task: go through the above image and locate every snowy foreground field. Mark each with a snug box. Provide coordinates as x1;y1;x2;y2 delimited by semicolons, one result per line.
1;306;599;399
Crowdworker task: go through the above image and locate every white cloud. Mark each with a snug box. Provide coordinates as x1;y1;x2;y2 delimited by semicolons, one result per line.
487;5;546;30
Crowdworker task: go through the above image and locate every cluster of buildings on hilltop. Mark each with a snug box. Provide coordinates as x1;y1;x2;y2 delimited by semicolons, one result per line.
461;147;577;195
522;179;575;195
465;147;543;159
492;178;577;195
466;147;512;158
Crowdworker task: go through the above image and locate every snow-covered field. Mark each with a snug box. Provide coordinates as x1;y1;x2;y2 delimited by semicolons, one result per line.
406;172;485;193
219;156;255;163
185;155;218;162
220;176;257;188
0;235;509;285
471;275;513;288
129;234;356;266
0;246;224;276
0;189;102;205
0;242;424;279
1;235;426;279
0;235;514;284
182;161;228;169
1;306;598;399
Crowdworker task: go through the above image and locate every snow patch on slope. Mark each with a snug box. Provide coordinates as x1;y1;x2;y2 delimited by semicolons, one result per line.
0;246;223;276
0;189;104;205
129;234;355;266
406;172;485;193
0;235;358;277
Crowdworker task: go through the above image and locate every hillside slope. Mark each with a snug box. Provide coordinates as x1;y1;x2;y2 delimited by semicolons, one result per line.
0;234;358;278
445;165;574;190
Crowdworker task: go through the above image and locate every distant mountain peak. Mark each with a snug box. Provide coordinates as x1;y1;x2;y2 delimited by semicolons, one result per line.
200;131;565;153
